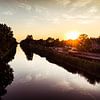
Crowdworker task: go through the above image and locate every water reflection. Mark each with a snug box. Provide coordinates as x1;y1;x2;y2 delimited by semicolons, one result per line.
20;45;100;85
0;63;14;99
20;45;33;60
46;57;100;85
6;46;100;100
0;45;16;99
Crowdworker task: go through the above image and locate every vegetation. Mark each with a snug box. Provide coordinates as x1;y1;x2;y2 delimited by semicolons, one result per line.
0;24;17;61
77;34;92;51
66;34;100;53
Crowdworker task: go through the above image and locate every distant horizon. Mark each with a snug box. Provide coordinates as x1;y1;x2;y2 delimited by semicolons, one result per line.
14;31;100;42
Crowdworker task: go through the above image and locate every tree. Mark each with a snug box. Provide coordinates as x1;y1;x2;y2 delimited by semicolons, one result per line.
0;24;13;39
77;34;92;51
0;24;16;53
26;35;33;40
78;34;88;41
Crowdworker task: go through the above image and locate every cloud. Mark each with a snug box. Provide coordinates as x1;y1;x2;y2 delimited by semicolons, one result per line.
56;0;71;7
88;6;98;13
2;11;14;16
56;0;94;8
72;0;93;7
18;2;32;11
0;0;100;25
50;18;60;24
34;5;48;14
46;17;61;24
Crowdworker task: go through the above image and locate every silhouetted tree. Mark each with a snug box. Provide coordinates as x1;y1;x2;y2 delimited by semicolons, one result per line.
26;35;33;40
0;24;13;40
77;34;92;51
0;23;17;61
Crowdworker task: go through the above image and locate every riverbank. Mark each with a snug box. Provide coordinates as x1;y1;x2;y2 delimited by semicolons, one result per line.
20;38;100;83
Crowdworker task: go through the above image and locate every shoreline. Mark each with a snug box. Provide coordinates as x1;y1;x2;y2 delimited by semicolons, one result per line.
20;40;100;84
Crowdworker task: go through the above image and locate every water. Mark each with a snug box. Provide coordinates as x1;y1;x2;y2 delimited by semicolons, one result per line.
2;46;100;100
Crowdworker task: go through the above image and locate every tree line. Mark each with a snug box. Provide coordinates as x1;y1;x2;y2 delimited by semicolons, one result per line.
0;23;100;53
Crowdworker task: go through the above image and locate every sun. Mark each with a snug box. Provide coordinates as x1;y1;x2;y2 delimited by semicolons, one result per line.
65;32;80;40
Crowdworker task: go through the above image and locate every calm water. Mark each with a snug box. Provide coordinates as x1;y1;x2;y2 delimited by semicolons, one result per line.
2;46;100;100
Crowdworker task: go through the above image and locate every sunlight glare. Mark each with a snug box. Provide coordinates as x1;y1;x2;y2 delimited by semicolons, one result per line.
65;32;80;40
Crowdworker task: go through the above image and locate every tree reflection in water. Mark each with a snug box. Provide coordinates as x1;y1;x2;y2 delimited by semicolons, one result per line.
20;45;100;85
0;45;16;99
20;45;34;60
0;63;14;100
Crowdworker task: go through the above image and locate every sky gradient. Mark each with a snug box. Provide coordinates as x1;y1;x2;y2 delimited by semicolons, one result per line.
0;0;100;41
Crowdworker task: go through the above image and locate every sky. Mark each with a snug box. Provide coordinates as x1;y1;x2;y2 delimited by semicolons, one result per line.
0;0;100;41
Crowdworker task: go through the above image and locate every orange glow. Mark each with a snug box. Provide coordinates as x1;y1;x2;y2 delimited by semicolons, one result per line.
66;39;79;47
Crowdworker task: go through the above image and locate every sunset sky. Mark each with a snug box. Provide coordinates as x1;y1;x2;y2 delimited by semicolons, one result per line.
0;0;100;41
